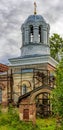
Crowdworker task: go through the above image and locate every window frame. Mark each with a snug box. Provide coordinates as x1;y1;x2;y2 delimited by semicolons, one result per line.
22;84;27;95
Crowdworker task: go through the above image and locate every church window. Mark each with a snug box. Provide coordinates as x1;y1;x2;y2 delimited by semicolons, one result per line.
22;84;27;95
30;25;33;42
38;26;41;42
0;88;2;103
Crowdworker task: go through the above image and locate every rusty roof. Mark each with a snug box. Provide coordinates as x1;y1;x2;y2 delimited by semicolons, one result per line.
0;63;9;72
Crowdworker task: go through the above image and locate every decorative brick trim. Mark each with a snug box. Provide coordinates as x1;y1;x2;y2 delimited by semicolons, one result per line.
0;83;5;90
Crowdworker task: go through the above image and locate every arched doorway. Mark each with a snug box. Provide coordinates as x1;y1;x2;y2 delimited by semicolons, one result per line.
35;92;51;118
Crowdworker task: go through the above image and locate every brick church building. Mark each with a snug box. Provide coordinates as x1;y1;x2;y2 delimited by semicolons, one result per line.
0;3;58;123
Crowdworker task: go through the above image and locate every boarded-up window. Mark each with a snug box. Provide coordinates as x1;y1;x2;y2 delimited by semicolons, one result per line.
23;109;29;120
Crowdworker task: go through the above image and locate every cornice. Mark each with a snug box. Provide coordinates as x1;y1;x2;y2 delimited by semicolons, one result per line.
8;55;58;68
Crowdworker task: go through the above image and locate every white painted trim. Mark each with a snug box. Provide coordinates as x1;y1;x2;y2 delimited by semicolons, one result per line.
8;55;58;68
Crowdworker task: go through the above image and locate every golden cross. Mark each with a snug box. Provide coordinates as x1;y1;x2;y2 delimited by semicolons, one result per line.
34;2;37;15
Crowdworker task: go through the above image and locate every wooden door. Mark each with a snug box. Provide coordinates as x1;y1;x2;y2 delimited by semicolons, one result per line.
23;109;29;120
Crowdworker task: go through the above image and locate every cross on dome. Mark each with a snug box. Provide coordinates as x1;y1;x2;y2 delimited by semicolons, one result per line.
34;2;37;15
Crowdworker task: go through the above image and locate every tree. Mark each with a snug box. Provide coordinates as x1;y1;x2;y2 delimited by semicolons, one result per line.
50;34;63;61
52;58;63;128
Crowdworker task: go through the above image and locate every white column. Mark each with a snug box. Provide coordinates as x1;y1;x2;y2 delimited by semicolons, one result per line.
41;27;43;44
47;28;49;45
24;27;29;45
43;27;47;45
22;32;24;46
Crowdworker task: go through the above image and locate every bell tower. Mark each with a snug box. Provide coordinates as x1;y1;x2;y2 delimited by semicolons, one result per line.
21;3;50;58
8;2;58;123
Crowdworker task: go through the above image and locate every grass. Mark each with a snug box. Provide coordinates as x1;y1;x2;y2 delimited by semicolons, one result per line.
0;106;59;130
36;117;56;130
0;115;56;130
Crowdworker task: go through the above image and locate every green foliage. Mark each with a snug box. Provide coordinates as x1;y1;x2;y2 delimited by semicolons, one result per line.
36;117;56;130
52;59;63;116
0;106;19;127
50;33;63;61
52;59;63;129
0;105;38;130
0;115;56;130
0;106;56;130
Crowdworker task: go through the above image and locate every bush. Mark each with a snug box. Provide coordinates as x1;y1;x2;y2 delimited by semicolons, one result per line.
0;105;56;130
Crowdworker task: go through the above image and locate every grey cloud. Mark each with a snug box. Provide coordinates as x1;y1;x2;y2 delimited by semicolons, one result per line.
0;0;32;37
0;39;20;63
42;0;63;23
0;0;63;64
0;52;16;64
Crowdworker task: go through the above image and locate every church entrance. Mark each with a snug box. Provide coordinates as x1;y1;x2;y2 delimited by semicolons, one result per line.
35;92;51;118
23;109;29;120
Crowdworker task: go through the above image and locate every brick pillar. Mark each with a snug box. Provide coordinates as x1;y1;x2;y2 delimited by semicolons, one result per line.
19;98;36;124
29;103;36;124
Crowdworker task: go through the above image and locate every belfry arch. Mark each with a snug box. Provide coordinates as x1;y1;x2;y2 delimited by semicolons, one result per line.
39;25;42;43
30;89;51;103
30;89;52;117
29;25;34;42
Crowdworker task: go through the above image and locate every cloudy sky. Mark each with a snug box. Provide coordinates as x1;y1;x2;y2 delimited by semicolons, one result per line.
0;0;63;64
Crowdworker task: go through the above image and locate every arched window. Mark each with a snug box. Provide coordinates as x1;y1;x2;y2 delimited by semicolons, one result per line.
0;88;2;103
36;92;51;117
38;26;41;42
22;84;27;95
30;25;33;42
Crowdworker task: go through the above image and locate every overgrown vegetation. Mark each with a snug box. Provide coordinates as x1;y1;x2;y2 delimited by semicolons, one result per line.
0;105;56;130
52;58;63;130
50;33;63;61
0;105;35;130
